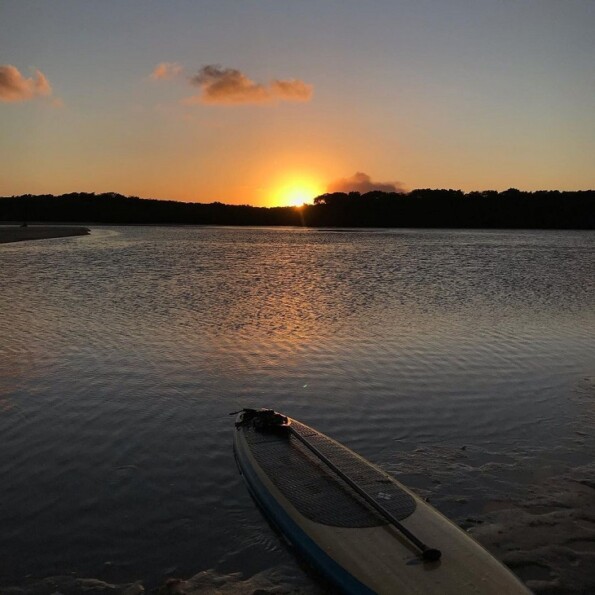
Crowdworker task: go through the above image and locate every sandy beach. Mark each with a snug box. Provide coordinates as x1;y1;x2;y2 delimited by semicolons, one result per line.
0;226;90;244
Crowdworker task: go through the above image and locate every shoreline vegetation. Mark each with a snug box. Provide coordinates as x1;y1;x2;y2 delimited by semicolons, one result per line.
0;190;593;229
0;225;90;244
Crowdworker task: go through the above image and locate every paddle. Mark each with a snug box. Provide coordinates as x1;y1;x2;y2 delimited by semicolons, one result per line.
232;408;441;562
288;424;442;562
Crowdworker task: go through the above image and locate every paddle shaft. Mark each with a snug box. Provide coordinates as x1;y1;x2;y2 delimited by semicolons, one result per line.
289;426;441;562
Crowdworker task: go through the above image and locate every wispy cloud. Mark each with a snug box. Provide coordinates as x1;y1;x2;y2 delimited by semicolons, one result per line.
327;172;405;193
150;62;183;80
186;65;313;106
0;65;54;103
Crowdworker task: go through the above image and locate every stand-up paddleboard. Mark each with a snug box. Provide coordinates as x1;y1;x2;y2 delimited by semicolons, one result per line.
233;408;530;594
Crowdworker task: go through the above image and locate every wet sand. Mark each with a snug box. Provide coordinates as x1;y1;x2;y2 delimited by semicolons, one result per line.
0;226;90;243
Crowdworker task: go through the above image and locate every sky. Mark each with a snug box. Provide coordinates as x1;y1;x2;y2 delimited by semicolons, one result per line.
1;1;593;207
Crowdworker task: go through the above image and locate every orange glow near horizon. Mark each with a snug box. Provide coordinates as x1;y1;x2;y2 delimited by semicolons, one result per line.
270;177;324;207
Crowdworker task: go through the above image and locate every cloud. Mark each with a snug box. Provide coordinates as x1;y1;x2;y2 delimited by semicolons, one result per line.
150;62;182;80
327;172;405;194
0;65;53;103
187;65;313;105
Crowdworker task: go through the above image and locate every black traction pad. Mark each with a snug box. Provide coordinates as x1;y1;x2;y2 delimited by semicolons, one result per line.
244;420;416;528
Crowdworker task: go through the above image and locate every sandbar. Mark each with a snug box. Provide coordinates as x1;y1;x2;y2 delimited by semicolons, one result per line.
0;226;90;244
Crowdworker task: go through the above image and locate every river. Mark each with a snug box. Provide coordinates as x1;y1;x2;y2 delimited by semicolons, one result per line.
1;226;593;593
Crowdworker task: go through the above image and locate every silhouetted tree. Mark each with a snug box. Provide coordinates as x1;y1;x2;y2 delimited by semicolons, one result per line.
0;189;593;229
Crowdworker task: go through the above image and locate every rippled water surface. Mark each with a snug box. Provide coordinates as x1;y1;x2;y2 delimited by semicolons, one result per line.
1;227;594;593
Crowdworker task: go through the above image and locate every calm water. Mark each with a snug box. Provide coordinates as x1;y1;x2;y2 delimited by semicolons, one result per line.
1;227;594;593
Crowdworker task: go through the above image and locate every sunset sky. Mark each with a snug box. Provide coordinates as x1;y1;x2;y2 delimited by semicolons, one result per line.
1;1;593;207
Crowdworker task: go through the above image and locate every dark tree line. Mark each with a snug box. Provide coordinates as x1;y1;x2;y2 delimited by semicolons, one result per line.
309;189;594;229
0;189;593;229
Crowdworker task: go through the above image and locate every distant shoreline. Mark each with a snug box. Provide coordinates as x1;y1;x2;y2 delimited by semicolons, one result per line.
0;225;90;244
2;191;593;230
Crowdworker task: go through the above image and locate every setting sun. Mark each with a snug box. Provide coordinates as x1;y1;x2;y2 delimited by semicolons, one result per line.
273;179;324;207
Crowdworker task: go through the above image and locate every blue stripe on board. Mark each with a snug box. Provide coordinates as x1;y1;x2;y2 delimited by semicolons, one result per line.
234;429;375;595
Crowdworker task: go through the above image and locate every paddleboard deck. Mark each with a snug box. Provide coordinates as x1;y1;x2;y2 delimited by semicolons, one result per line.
233;409;530;594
